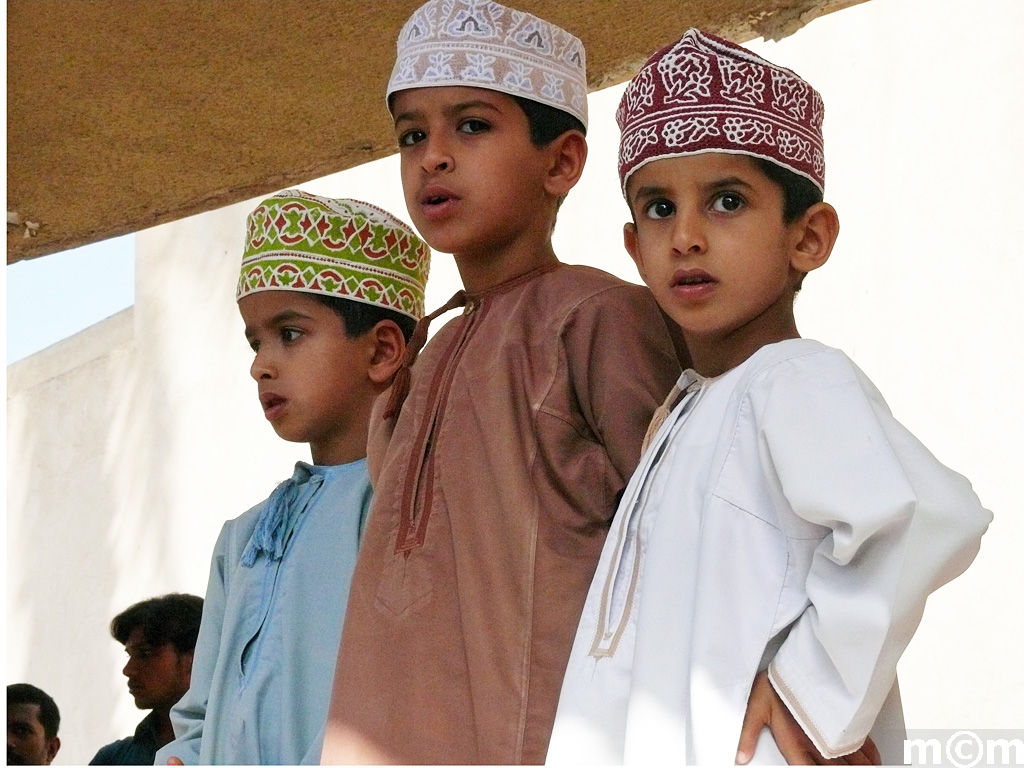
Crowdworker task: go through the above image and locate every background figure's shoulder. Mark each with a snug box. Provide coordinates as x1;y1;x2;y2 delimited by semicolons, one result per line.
87;737;128;765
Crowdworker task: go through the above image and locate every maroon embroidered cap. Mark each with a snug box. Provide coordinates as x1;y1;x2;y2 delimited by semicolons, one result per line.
617;29;825;196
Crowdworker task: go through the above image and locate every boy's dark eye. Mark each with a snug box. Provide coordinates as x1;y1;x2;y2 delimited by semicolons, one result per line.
712;192;744;213
458;118;490;135
398;129;425;147
281;328;302;343
644;199;675;220
248;339;260;353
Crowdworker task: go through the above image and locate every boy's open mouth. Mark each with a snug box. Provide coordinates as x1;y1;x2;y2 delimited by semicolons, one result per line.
672;270;716;287
260;393;286;412
420;185;457;209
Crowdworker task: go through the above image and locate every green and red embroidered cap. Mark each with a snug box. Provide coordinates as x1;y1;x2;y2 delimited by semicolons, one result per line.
237;190;430;321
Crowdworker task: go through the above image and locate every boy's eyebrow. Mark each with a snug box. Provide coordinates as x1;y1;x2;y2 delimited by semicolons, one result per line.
630;176;755;204
705;175;753;192
393;99;503;127
630;184;672;203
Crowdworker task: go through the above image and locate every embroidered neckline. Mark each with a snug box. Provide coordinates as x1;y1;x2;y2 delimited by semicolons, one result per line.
590;373;713;658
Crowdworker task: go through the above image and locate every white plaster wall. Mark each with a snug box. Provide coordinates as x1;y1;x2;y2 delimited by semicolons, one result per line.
741;4;1024;731
7;0;1021;762
6;212;304;764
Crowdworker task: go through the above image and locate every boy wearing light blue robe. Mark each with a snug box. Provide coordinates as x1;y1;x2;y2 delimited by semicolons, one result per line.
156;192;430;765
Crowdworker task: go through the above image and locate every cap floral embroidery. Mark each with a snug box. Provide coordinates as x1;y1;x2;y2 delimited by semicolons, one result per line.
617;29;825;195
388;0;588;129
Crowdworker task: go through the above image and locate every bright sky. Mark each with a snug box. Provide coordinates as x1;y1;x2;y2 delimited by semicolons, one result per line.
6;234;136;364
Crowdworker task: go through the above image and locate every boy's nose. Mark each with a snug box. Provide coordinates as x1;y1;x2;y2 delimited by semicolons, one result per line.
421;136;454;174
671;209;708;255
250;353;275;381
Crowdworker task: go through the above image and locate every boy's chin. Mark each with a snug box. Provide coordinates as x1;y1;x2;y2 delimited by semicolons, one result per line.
269;425;309;445
407;226;459;257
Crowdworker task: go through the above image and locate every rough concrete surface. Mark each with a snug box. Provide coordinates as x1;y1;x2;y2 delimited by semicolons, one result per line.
6;0;864;263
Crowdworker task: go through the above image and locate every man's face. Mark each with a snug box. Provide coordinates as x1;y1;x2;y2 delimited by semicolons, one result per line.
122;626;193;712
7;703;59;765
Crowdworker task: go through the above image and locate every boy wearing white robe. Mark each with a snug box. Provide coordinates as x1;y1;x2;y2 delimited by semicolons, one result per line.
155;192;429;765
546;29;992;766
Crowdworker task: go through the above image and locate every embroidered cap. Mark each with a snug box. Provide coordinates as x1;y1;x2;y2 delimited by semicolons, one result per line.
237;191;430;321
387;0;588;129
617;28;825;196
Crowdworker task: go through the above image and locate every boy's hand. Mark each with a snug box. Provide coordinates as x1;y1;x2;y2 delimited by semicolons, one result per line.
736;671;880;765
166;758;184;765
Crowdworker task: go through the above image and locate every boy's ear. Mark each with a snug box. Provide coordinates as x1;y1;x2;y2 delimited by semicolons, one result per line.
543;130;588;198
790;201;840;274
366;320;407;386
623;221;644;275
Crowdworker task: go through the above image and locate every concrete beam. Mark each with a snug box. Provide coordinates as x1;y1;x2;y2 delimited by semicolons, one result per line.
6;0;865;263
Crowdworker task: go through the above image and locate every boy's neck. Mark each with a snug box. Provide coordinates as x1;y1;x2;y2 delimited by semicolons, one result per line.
685;313;801;378
309;434;368;467
452;228;560;294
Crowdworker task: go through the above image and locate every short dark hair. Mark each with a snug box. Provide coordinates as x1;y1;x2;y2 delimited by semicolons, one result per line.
111;593;204;655
311;295;417;342
753;157;825;291
511;96;586;146
752;157;823;223
7;683;61;739
511;96;586;227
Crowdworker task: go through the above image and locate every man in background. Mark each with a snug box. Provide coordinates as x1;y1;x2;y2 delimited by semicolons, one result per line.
8;683;61;765
89;593;202;765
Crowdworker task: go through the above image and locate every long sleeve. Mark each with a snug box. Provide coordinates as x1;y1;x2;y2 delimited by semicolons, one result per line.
756;352;991;758
562;283;682;497
154;526;231;766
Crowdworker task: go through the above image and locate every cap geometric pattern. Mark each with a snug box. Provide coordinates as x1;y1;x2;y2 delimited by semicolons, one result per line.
387;0;588;129
617;28;825;195
237;191;430;321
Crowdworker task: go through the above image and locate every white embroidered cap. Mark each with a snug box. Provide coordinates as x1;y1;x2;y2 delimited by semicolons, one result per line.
387;0;589;129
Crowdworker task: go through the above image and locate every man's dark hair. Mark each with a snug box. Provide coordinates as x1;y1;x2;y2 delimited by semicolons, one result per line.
7;683;60;739
110;593;204;654
312;295;417;342
752;157;823;223
511;96;586;146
